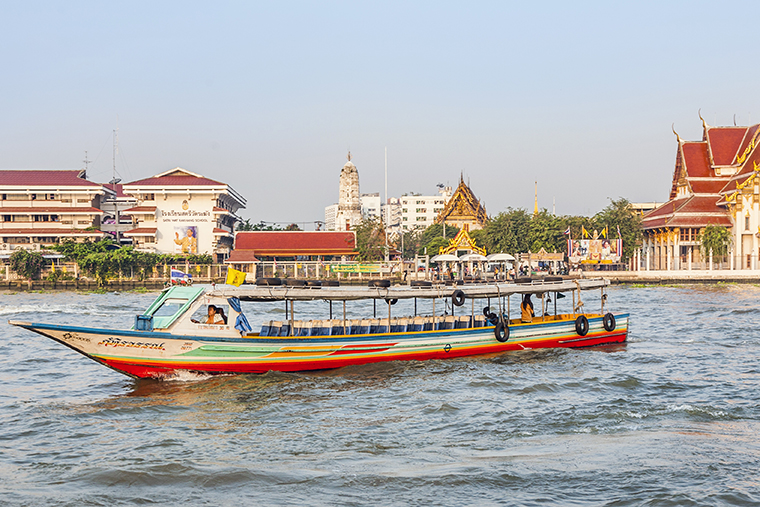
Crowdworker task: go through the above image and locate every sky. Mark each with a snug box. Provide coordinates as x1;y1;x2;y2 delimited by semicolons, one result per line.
2;1;760;227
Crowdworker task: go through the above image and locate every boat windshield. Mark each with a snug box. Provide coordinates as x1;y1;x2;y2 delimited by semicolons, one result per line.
151;298;188;317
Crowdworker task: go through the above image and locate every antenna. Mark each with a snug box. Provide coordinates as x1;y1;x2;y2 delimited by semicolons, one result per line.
111;122;121;185
82;151;91;177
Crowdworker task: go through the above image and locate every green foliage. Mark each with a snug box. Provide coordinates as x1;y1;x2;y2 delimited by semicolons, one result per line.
237;220;286;231
50;240;214;286
699;224;731;257
480;208;531;254
353;217;386;262
416;223;460;255
9;249;45;280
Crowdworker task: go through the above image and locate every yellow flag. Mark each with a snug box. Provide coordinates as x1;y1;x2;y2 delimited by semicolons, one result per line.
225;267;246;287
601;226;608;239
581;225;589;238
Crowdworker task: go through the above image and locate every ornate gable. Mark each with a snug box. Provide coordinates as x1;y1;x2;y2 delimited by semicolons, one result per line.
434;175;487;229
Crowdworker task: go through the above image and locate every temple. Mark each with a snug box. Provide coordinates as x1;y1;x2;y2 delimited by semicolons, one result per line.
434;175;487;231
640;116;760;270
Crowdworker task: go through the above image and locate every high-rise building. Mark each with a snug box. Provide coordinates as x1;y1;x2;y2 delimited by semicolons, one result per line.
400;186;452;231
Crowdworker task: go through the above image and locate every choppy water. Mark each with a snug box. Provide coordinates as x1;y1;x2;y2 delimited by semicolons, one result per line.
1;285;759;506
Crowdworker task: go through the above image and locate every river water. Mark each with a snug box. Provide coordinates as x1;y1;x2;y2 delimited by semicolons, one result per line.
0;285;758;506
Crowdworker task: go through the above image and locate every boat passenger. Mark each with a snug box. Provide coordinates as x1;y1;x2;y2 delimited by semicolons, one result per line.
520;294;534;323
205;305;224;325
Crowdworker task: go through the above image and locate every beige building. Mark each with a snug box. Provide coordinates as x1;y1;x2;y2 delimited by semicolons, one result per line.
122;168;246;261
0;170;109;251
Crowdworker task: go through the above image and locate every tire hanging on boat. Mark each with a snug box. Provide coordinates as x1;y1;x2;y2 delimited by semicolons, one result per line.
603;313;616;332
575;315;589;336
494;321;509;342
487;312;499;325
452;290;466;307
483;306;491;317
385;298;398;305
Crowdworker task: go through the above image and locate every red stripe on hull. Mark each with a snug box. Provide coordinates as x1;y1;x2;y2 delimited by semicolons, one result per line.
100;329;628;379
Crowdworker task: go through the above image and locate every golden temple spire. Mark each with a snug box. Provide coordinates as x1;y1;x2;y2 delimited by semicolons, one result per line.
533;181;538;216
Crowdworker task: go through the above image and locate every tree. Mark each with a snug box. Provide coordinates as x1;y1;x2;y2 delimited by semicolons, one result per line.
699;224;731;258
236;219;254;231
592;198;642;261
417;223;460;255
9;249;45;280
481;208;531;254
527;210;565;252
353;218;386;261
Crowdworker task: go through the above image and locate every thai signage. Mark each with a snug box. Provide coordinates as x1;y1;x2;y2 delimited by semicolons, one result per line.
330;264;382;273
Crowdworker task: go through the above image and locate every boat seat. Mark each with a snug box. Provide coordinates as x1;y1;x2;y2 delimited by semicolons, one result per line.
294;321;311;337
409;317;425;332
422;317;434;331
437;316;456;330
279;323;291;336
268;321;282;336
260;320;273;336
391;318;407;333
473;315;487;328
376;318;390;334
455;316;472;329
311;320;329;336
330;319;347;336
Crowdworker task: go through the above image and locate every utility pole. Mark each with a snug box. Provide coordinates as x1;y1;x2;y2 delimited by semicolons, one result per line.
384;147;389;262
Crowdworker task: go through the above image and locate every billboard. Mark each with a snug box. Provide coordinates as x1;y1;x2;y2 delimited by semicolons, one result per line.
568;238;622;264
174;226;198;254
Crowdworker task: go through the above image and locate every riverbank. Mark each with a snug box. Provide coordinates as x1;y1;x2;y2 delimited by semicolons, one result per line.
601;269;760;284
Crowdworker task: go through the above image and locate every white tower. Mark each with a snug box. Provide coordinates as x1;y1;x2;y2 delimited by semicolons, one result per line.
335;152;362;231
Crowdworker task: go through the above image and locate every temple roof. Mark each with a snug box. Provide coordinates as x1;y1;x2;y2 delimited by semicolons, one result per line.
434;176;487;227
233;231;357;257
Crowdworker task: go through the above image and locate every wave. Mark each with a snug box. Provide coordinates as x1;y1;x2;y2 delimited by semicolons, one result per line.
0;303;135;318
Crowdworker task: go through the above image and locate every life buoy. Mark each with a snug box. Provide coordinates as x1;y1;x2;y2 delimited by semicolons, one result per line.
575;315;589;336
603;313;616;332
494;321;509;342
385;298;398;305
452;290;466;307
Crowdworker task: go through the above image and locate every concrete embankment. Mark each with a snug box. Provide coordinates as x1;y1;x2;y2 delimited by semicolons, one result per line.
599;270;760;284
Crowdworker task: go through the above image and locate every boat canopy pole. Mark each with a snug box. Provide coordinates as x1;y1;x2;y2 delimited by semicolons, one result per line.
342;301;347;335
289;300;295;336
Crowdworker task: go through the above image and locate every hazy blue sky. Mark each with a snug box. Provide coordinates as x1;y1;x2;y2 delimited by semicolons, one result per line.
2;1;760;226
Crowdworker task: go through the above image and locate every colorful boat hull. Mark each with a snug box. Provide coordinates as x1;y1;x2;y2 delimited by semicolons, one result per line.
10;314;629;379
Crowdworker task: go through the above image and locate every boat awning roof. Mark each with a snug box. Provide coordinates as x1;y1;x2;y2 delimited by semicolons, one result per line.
209;278;609;302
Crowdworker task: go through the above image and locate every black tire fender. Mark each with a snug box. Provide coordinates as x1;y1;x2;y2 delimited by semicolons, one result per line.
487;312;499;325
385;298;398;305
256;277;282;286
494;321;509;342
482;306;491;317
369;280;391;288
575;315;589;336
603;313;616;332
452;289;466;307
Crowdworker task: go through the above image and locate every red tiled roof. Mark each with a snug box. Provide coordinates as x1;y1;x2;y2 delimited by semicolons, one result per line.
0;170;103;187
224;250;259;263
0;207;103;214
234;231;357;256
213;207;231;213
642;195;730;230
707;127;748;165
213;228;233;235
682;142;711;178
0;228;106;236
123;227;157;236
122;206;157;214
124;169;224;187
689;179;727;194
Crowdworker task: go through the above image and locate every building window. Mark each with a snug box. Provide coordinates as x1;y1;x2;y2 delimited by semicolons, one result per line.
745;215;750;231
416;216;426;221
144;193;155;201
402;217;407;221
77;198;91;204
416;208;426;213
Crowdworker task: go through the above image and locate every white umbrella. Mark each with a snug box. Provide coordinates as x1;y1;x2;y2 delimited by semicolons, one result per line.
486;253;516;262
431;254;460;262
459;253;488;262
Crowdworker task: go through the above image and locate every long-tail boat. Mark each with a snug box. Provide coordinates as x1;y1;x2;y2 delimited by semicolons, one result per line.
9;278;628;379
